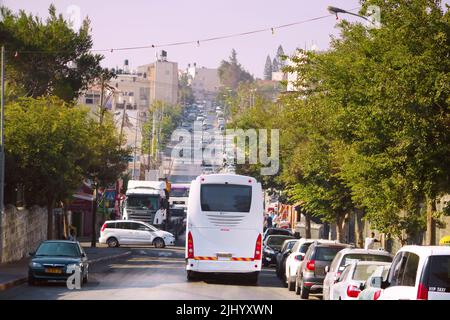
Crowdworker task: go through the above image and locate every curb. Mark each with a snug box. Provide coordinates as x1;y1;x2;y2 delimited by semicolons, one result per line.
0;251;132;292
0;277;27;292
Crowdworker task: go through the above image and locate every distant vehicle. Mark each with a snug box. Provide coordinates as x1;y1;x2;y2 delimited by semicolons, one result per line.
122;180;168;225
295;242;351;299
202;166;215;174
377;245;450;300
99;220;175;248
186;174;264;284
276;239;299;280
285;239;339;291
263;227;294;242
331;261;392;300
323;248;393;300
263;235;296;267
169;183;190;210
358;264;391;300
196;116;204;122
28;240;89;286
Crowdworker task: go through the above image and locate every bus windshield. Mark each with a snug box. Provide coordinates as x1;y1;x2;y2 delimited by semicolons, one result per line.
126;195;159;210
170;188;189;198
200;184;252;212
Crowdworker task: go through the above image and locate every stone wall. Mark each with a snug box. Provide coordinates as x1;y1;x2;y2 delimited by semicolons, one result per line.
1;205;48;263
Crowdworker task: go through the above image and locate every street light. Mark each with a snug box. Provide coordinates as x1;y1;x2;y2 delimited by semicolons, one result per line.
327;6;370;22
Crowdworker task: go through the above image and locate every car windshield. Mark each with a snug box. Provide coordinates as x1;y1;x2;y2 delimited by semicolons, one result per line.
340;254;392;268
353;264;386;281
36;242;80;257
268;236;294;248
300;243;313;254
428;255;450;290
315;247;346;261
126;194;159;210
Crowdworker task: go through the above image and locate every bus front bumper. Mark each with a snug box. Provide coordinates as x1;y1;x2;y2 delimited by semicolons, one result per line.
186;259;261;273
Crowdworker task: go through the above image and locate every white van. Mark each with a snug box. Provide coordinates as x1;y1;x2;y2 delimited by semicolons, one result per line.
377;245;450;300
185;174;264;283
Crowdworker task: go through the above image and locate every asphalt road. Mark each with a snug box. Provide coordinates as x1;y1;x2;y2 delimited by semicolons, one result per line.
0;245;320;300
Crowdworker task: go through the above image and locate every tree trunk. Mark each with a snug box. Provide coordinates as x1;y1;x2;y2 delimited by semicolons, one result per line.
91;186;97;248
305;214;311;239
426;197;436;245
354;209;365;248
62;201;69;240
47;196;54;240
336;215;345;243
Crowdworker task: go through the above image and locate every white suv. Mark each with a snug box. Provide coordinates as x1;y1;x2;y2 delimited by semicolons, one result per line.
377;245;450;300
99;220;175;248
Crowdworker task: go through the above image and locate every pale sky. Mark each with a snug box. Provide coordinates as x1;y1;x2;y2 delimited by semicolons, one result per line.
2;1;449;78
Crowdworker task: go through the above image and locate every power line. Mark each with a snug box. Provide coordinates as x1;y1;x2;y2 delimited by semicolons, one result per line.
6;7;361;55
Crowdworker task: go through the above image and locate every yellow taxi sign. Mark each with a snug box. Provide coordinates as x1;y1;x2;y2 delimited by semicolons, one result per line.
439;235;450;246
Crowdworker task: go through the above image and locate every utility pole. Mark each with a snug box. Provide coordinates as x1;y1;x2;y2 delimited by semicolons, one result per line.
132;116;138;180
91;74;106;248
0;46;5;261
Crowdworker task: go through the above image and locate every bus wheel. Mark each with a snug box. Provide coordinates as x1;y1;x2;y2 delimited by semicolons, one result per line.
153;238;165;248
187;271;197;281
247;272;259;285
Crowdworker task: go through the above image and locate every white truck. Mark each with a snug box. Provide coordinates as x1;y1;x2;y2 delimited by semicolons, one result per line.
122;180;168;225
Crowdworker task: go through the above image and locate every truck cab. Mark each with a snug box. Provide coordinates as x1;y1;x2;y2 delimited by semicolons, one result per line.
122;180;167;225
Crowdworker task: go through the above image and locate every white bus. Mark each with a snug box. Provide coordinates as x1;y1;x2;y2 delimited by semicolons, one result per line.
185;174;264;284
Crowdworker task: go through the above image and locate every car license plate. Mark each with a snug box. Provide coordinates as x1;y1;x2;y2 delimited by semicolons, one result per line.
45;268;62;274
217;253;232;261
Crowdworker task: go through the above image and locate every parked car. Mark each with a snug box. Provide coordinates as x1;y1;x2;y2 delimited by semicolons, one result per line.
358;264;391;300
263;227;294;242
276;239;299;280
263;235;296;267
285;239;339;291
330;261;391;300
28;240;89;286
323;248;393;300
376;245;450;300
295;242;351;299
99;220;175;248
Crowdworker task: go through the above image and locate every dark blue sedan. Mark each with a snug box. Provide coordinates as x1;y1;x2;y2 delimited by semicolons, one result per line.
28;240;89;286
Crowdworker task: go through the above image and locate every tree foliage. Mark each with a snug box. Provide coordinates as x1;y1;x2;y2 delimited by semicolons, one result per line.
264;55;273;80
0;5;105;102
218;49;254;90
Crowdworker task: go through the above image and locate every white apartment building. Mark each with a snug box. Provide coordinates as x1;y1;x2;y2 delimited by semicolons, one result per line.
185;63;220;101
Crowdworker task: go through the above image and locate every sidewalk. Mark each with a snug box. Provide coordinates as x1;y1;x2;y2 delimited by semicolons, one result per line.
0;243;131;292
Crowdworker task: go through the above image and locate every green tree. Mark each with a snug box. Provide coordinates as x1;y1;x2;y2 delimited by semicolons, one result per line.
272;57;280;73
0;5;105;102
5;97;93;239
264;55;273;80
276;45;286;68
218;49;254;90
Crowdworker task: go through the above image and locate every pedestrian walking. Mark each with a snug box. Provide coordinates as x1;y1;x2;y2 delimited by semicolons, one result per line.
68;228;76;241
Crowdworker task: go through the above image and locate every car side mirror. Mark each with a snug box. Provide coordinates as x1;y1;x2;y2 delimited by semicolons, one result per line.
325;266;329;273
81;253;87;258
359;283;365;291
29;252;35;257
371;276;383;288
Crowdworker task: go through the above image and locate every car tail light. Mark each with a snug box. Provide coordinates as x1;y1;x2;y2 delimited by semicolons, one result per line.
373;289;382;300
187;231;194;259
101;223;107;232
347;285;361;298
254;234;262;260
306;259;315;271
294;255;303;261
417;283;428;300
